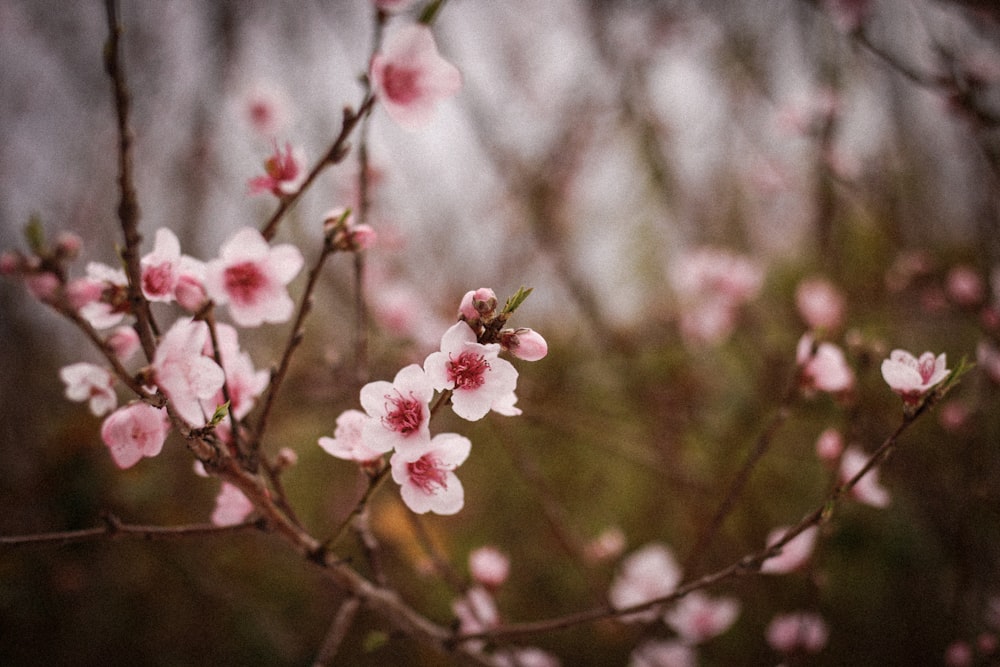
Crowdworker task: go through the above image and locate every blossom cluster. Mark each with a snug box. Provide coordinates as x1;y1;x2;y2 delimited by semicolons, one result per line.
319;287;546;515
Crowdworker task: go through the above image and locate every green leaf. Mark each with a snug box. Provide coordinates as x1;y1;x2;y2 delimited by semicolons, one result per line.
208;402;231;427
501;286;533;316
418;0;448;24
24;215;46;254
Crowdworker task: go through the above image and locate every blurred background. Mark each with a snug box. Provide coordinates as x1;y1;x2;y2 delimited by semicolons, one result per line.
2;0;1000;664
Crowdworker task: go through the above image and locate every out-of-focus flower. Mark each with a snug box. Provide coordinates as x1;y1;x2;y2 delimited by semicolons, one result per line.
360;363;434;454
822;0;870;33
390;432;471;515
152;318;226;426
106;326;140;363
204;227;303;327
761;525;818;574
59;362;117;416
494;646;562;667
69;262;129;330
880;349;949;406
370;25;462;130
839;446;890;508
663;591;740;644
795;276;846;331
977;340;1000;383
939;401;970;432
671;247;763;347
469;546;510;589
629;639;697;667
211;482;254;527
249;141;306;197
424;322;518;421
318;409;388;463
608;543;682;623
25;272;59;303
100;402;169;469
815;427;844;464
797;333;855;394
946;265;985;307
452;585;498;650
140;228;182;302
584;526;627;564
766;612;829;654
243;83;289;136
945;640;974;667
202;323;269;420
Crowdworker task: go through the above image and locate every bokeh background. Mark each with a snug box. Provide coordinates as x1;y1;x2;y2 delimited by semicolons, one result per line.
2;0;1000;664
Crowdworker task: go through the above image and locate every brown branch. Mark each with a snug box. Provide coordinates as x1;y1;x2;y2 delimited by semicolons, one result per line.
0;514;262;548
312;597;361;667
103;0;158;360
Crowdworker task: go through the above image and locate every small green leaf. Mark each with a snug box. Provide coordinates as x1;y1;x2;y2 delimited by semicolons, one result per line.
209;402;231;427
24;215;46;254
501;286;533;316
362;630;389;653
418;0;447;24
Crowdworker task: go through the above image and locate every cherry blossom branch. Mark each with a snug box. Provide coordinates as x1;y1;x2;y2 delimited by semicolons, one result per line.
0;514;262;548
103;0;158;359
312;596;360;667
260;97;376;243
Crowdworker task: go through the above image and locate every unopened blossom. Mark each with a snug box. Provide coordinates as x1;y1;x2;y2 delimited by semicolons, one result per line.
211;482;255;527
629;639;697;667
424;321;518;421
663;591;741;644
370;25;462;130
761;525;818;574
152;318;226;426
795;276;846;331
390;432;471;515
815;427;845;464
766;612;829;654
100;402;170;469
880;349;949;405
608;543;682;623
500;327;548;362
584;526;627;564
106;326;140;363
318;409;389;463
797;333;855;394
140;228;182;302
202;323;269;420
360;364;434;453
458;287;497;321
469;546;510;589
203;227;303;327
840;446;891;508
946;266;984;307
24;272;59;303
249;141;306;197
59;362;117;416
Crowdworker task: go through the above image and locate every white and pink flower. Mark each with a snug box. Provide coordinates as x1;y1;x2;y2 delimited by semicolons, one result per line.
663;591;741;644
797;333;855;395
100;401;170;469
152;318;226;426
69;261;129;330
249;141;306;197
840;446;891;508
880;349;949;406
390;432;471;515
360;364;434;453
766;612;829;654
424;322;518;421
370;25;462;130
608;543;682;623
140;228;182;302
318;408;388;463
761;525;818;574
795;276;846;331
59;362;117;416
204;227;303;327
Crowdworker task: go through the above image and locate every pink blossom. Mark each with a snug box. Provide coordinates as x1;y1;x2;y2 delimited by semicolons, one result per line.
500;327;548;362
761;525;818;574
24;272;59;303
211;482;255;527
370;25;462;130
152;318;226;426
795;276;846;331
880;349;949;405
840;446;891;508
106;326;140;363
458;287;497;321
54;231;83;258
70;262;129;329
318;408;389;463
815;427;844;463
469;546;510;589
390;432;471;515
584;526;627;564
59;362;117;416
100;402;169;469
204;227;303;327
797;334;855;394
174;255;208;312
977;340;1000;384
946;265;984;307
766;612;829;654
671;248;763;346
360;364;434;454
608;543;682;623
939;401;970;432
945;640;974;667
202;323;269;420
629;639;697;667
424;322;519;421
249;141;306;197
140;228;182;302
452;585;498;640
663;591;740;644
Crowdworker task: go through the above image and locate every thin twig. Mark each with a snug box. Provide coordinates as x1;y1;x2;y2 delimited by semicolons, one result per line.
312;597;361;667
0;515;262;548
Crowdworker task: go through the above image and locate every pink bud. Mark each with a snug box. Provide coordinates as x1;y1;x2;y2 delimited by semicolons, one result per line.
502;327;548;361
65;278;104;309
469;546;510;589
946;265;985;307
349;224;377;250
55;231;83;258
106;326;141;363
25;272;60;303
174;274;207;312
458;288;497;320
815;427;844;463
0;251;22;275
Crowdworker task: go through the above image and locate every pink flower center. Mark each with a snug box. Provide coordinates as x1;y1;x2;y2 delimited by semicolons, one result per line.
382;392;423;434
447;351;489;390
224;261;266;305
142;263;173;297
408;454;448;494
916;356;936;384
382;64;421;104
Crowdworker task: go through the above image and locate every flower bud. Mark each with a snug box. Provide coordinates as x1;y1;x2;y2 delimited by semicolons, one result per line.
458;288;497;321
469;546;510;590
501;327;547;361
55;231;83;259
